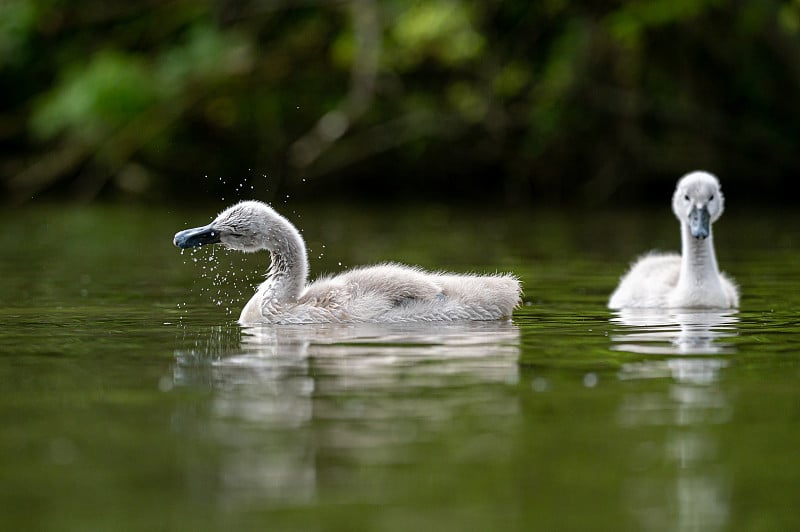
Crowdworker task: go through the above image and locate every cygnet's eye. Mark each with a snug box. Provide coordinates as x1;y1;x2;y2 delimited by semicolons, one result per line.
709;194;714;201
684;194;690;201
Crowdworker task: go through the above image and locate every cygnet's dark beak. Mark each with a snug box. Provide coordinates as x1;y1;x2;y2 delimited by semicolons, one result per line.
689;206;710;239
173;224;221;248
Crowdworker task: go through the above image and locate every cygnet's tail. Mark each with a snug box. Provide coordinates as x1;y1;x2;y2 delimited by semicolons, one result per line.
435;273;522;320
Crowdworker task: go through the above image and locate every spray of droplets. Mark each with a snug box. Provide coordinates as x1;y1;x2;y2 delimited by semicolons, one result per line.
180;245;263;318
178;170;268;320
175;170;315;320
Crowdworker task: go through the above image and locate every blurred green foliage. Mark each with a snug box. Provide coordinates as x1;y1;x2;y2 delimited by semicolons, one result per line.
1;0;798;204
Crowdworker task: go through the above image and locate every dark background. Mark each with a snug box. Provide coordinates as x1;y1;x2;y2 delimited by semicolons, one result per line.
1;0;797;206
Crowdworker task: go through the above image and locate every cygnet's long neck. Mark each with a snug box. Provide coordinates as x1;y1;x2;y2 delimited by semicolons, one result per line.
260;214;308;302
678;221;720;288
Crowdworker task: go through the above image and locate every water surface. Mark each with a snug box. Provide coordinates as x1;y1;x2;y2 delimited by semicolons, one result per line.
1;203;799;531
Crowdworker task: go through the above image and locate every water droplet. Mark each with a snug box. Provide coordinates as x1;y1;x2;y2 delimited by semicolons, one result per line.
158;375;174;392
49;437;77;465
532;377;549;392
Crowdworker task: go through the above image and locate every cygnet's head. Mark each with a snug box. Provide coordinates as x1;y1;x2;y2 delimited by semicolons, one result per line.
672;171;725;239
173;201;278;252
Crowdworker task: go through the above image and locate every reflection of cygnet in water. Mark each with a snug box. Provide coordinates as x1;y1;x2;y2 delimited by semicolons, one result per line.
173;321;521;405
609;171;739;309
174;201;521;324
172;324;315;506
171;321;521;507
611;308;739;356
240;321;521;388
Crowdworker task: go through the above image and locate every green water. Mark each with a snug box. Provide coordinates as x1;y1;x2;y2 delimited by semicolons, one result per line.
1;203;799;531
